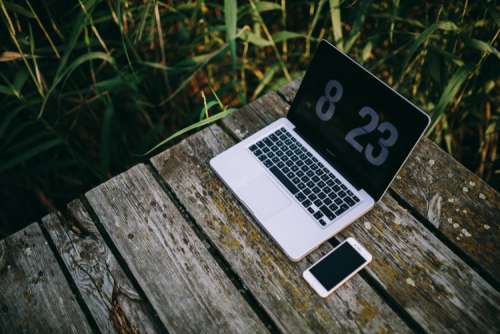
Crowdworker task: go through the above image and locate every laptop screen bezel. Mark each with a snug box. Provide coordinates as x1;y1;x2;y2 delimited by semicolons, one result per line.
287;40;431;202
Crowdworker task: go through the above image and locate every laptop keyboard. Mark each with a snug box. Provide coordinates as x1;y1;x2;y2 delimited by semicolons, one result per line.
249;127;360;227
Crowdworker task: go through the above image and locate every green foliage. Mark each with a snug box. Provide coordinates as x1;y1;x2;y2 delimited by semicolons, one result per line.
0;0;498;232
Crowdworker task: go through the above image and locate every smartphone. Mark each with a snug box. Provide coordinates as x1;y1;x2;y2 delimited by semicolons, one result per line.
303;238;372;297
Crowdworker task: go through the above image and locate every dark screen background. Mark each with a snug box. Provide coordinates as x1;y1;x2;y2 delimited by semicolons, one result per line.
288;40;430;201
310;242;365;291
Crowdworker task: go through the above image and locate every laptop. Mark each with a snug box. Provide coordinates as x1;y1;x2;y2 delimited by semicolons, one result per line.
210;40;430;261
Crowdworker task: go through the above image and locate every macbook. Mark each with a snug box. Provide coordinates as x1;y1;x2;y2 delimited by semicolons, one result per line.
210;40;430;261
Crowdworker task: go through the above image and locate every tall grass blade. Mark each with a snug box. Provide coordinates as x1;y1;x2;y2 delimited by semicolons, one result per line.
328;0;343;50
429;65;474;130
39;52;116;118
224;0;238;70
144;107;236;155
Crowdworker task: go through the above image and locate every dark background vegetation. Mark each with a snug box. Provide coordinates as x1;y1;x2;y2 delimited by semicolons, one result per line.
0;0;498;238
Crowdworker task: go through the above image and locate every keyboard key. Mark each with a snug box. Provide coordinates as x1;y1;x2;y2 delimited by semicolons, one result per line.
263;146;270;153
264;160;273;168
270;133;278;141
319;205;335;220
303;188;311;195
312;175;320;182
324;186;332;194
286;171;294;178
296;192;306;202
338;191;346;198
318;181;325;188
318;219;326;226
297;160;304;166
334;198;343;205
326;180;335;187
305;158;312;165
307;207;315;214
250;144;258;151
314;199;322;207
271;157;279;163
277;161;285;168
335;204;349;216
306;181;314;188
353;195;360;202
306;170;314;177
345;197;355;206
309;193;317;201
292;177;300;184
341;184;347;190
257;141;265;148
329;203;338;212
264;138;272;146
324;198;332;205
311;164;319;170
269;166;299;194
318;192;326;199
303;199;312;207
313;211;324;219
296;170;304;177
312;186;320;193
282;166;290;173
291;165;299;172
332;185;341;192
258;155;266;161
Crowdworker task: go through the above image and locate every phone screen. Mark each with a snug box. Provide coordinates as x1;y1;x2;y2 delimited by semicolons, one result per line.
310;241;366;291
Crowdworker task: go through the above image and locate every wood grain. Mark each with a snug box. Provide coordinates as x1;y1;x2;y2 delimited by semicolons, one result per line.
278;78;500;282
41;199;162;334
85;164;268;334
219;86;500;333
0;224;93;334
151;124;410;333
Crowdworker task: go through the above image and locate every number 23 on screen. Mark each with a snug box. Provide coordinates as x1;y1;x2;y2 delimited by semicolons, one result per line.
315;79;399;166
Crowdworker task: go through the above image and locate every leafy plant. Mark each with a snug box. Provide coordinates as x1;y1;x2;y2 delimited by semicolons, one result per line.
0;0;498;236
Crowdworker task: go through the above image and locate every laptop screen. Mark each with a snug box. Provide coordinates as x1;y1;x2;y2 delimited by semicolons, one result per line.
287;40;430;201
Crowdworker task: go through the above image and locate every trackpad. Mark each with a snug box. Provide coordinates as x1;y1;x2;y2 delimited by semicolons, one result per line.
237;173;291;219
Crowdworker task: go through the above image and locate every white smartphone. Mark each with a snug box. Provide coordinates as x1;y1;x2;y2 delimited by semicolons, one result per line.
303;237;372;297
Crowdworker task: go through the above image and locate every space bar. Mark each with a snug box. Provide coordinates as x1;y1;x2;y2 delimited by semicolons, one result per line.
269;166;299;194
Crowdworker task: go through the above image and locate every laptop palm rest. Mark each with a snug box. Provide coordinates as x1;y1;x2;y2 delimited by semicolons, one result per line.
237;173;291;219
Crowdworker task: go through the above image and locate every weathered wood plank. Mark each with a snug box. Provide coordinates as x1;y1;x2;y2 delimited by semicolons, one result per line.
0;224;93;334
390;142;500;280
219;88;500;332
278;78;500;281
85;164;269;334
151;124;411;333
41;200;163;334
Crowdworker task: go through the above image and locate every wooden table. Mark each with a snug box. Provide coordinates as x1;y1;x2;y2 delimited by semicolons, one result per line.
1;80;499;334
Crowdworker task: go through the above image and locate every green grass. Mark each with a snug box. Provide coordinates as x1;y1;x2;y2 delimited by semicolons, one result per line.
0;0;498;235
